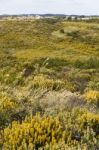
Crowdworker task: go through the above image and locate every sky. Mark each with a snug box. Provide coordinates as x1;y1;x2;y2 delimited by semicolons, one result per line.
0;0;99;15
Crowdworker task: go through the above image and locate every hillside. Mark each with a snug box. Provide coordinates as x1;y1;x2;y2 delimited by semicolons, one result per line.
0;18;99;150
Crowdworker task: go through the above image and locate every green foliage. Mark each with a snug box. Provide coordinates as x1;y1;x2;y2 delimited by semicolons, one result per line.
74;57;99;69
67;30;80;39
60;29;65;33
87;81;99;91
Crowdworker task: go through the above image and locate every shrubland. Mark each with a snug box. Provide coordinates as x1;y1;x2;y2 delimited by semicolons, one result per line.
0;18;99;149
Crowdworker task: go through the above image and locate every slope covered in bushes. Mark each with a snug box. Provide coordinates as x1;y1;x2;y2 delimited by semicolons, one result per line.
0;18;99;149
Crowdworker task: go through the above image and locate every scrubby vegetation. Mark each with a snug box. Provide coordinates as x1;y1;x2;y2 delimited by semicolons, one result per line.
0;18;99;149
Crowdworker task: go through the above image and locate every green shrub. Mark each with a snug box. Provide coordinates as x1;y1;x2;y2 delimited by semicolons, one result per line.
67;30;79;39
74;57;99;69
60;29;65;33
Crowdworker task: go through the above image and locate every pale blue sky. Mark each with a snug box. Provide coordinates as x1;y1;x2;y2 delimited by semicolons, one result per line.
0;0;99;15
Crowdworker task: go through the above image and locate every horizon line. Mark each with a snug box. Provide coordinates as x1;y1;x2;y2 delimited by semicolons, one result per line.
0;13;99;16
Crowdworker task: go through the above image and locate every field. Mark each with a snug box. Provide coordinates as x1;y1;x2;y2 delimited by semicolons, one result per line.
0;18;99;150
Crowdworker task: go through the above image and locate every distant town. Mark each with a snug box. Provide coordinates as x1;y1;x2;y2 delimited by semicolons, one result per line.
0;14;99;21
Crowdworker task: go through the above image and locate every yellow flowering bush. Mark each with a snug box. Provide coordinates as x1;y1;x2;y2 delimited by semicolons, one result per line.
0;93;16;111
2;100;16;110
1;114;63;149
0;110;99;149
78;111;99;135
84;90;99;105
32;75;65;90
